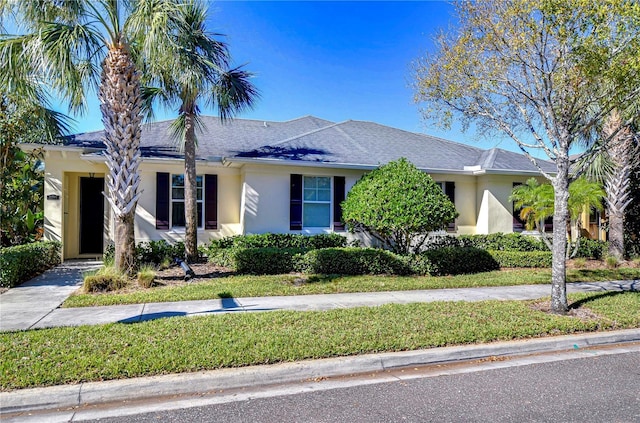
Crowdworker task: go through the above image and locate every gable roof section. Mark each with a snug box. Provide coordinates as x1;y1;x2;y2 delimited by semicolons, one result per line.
61;115;555;174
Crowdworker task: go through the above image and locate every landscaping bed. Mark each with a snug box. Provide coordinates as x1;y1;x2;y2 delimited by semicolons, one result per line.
63;265;640;308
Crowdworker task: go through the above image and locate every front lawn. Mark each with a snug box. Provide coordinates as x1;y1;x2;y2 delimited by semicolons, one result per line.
2;291;638;390
63;267;640;308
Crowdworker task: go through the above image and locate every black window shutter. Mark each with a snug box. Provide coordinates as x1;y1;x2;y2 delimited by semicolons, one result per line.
333;176;346;231
156;172;170;230
445;181;456;231
444;181;455;204
290;174;303;230
205;174;218;230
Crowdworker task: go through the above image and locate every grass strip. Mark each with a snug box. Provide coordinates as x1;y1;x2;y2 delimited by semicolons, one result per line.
63;268;640;308
2;291;638;391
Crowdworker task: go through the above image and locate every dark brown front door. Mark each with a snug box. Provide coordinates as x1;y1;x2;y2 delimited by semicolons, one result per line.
79;177;104;254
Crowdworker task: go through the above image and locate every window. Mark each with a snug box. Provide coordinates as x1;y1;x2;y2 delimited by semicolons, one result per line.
436;181;456;232
171;174;203;228
290;174;345;231
512;182;525;232
303;176;331;227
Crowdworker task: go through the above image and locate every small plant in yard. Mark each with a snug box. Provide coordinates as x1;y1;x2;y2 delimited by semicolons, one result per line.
137;265;156;288
605;256;619;269
83;266;128;293
573;258;587;268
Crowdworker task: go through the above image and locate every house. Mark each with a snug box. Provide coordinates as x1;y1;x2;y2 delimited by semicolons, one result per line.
26;116;556;259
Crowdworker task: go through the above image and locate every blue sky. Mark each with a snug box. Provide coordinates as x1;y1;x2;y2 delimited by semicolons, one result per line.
63;1;515;152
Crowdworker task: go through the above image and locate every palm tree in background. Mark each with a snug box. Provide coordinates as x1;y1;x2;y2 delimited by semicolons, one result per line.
581;111;638;260
510;177;605;257
143;0;258;262
1;0;185;274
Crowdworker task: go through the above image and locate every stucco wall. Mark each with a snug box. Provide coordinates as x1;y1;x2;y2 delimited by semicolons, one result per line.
135;161;241;245
240;164;362;234
475;174;543;234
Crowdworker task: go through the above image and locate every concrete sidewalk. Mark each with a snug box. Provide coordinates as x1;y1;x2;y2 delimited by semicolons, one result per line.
0;259;637;331
0;260;102;332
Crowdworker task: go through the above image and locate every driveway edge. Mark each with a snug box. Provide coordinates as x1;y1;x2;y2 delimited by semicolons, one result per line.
2;328;639;416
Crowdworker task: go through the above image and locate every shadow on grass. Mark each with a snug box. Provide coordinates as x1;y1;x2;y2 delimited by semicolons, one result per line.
569;290;637;310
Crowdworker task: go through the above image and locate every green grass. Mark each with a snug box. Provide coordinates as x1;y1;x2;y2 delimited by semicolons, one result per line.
2;292;638;390
63;268;640;308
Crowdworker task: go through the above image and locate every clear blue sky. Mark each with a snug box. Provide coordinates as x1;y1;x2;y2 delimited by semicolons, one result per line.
64;1;515;152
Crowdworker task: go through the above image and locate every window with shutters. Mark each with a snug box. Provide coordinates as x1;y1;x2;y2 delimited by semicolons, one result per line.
303;176;331;228
171;174;203;228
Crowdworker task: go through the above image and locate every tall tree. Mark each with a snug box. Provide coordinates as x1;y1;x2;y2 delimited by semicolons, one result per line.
414;0;640;313
143;1;258;262
1;0;185;274
582;111;638;259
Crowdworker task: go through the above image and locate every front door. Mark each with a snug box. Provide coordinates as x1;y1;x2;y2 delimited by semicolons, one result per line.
79;177;105;254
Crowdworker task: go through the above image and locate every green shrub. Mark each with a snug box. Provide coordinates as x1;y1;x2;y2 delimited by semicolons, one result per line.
342;158;458;254
207;248;236;268
104;240;186;267
459;233;547;252
412;247;500;276
83;266;127;293
137;240;185;264
297;247;412;275
489;250;552;268
575;239;608;260
420;235;463;251
0;241;62;288
232;248;306;275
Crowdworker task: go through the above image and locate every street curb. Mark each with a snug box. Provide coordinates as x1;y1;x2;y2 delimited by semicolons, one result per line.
2;328;639;416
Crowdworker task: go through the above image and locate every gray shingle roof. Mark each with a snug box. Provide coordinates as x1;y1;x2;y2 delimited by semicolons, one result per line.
63;115;555;174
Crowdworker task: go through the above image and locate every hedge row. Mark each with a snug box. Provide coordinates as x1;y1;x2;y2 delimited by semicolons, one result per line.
425;233;608;260
0;241;62;288
206;233;347;251
208;246;539;276
488;250;552;268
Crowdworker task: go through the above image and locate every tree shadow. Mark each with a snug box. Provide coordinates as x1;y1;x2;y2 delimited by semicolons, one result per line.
569;290;637;310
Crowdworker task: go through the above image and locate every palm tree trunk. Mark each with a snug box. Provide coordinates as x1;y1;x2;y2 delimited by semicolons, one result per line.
183;111;199;263
602;111;633;260
99;42;143;275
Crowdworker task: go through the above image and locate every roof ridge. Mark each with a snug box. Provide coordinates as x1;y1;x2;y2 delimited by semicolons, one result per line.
268;121;345;146
478;147;498;169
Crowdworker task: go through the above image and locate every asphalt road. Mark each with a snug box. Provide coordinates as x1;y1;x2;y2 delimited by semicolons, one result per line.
80;350;640;423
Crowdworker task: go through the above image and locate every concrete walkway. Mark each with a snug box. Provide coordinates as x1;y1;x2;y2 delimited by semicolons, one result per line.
0;260;102;332
0;260;637;332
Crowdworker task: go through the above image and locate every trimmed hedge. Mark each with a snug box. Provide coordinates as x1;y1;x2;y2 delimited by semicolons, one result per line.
489;250;552;268
412;247;500;276
205;233;347;252
459;233;547;252
232;248;306;275
297;247;412;275
574;239;608;260
0;241;62;288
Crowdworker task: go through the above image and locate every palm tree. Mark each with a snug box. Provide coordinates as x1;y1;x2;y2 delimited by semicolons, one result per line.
582;111;637;260
510;177;605;256
510;178;554;247
143;1;258;262
1;0;185;274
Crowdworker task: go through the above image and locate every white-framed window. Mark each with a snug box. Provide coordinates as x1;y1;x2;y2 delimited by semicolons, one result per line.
303;176;331;228
171;174;203;228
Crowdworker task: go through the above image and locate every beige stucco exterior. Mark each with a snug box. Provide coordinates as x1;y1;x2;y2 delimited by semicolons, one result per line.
41;149;544;259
